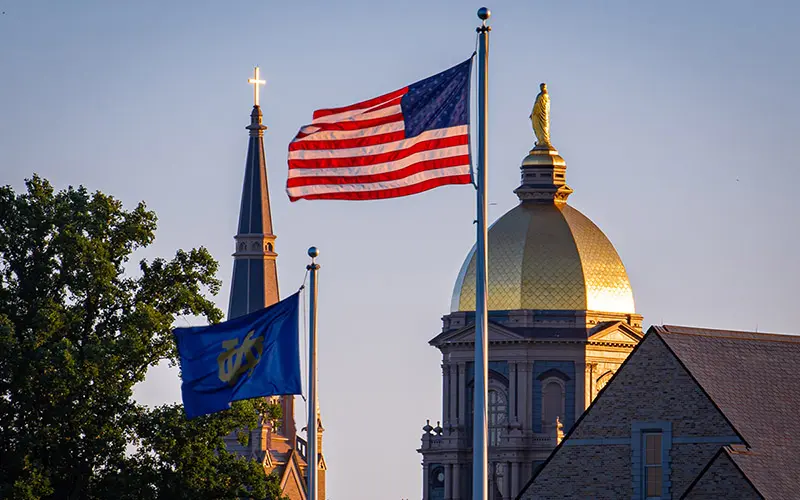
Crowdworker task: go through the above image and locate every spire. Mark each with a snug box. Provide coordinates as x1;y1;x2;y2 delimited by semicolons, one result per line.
227;103;279;318
228;69;296;441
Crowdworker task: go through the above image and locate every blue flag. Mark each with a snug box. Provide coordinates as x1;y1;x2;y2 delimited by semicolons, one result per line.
173;292;302;419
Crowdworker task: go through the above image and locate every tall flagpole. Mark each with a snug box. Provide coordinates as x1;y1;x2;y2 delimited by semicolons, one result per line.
473;7;491;500
306;247;320;500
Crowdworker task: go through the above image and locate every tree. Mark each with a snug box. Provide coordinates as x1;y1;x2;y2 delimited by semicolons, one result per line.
0;176;284;499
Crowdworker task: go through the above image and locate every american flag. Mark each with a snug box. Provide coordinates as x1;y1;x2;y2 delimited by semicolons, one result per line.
287;59;473;201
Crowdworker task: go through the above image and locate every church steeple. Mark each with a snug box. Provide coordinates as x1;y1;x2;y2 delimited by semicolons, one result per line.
228;85;279;318
227;69;295;441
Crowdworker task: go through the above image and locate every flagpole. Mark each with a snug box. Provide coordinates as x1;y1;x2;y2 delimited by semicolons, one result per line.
306;247;320;500
473;7;491;500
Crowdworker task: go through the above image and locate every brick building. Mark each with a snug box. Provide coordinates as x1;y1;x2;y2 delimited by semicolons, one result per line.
518;325;800;499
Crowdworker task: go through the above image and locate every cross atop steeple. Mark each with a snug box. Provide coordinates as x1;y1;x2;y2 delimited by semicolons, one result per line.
248;66;266;106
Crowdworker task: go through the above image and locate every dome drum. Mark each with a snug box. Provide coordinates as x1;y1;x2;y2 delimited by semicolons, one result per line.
514;148;573;204
441;309;643;334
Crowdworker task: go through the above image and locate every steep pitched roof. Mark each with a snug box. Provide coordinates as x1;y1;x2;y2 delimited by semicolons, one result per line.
655;325;800;500
680;447;764;500
517;324;800;500
278;449;307;500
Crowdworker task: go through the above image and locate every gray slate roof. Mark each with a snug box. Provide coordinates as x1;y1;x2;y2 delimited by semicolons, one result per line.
655;325;800;500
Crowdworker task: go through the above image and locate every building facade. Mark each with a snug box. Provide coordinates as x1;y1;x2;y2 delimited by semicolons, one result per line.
223;103;326;500
418;136;643;500
519;325;800;500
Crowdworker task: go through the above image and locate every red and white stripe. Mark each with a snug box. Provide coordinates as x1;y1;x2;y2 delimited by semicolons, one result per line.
287;88;471;201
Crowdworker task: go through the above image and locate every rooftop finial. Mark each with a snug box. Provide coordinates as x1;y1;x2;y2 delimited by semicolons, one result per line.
248;66;266;107
530;82;553;150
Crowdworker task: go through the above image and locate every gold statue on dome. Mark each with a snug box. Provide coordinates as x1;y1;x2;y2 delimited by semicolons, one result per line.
530;83;553;149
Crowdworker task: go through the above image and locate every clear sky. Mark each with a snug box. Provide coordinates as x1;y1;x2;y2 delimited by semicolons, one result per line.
2;1;799;498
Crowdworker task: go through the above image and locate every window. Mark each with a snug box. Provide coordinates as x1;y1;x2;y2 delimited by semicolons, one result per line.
487;388;508;446
632;421;671;499
541;379;565;429
643;433;662;498
429;465;445;500
595;370;614;395
534;365;574;433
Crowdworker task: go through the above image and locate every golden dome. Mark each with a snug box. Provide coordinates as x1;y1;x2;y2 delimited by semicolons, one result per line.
451;202;635;314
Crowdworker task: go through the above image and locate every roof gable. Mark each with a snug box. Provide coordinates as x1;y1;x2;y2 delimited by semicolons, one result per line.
429;321;526;346
518;331;739;499
278;450;307;500
681;447;763;500
569;332;736;440
587;321;642;344
655;325;800;499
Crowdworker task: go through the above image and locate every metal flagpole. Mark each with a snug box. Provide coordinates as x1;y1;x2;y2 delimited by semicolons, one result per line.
306;247;320;500
473;7;491;500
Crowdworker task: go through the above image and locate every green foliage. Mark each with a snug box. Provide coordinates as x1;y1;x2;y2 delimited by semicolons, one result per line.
0;176;284;499
263;401;283;428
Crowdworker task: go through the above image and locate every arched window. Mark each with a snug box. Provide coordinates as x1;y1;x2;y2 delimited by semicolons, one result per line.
541;378;565;430
488;388;508;446
429;465;445;500
267;242;273;252
596;370;614;395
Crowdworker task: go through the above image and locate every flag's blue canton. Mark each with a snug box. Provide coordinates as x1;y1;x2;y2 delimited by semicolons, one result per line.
401;59;472;138
174;292;302;419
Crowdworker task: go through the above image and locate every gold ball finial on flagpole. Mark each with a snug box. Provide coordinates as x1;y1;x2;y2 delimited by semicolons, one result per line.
308;246;319;259
477;7;491;20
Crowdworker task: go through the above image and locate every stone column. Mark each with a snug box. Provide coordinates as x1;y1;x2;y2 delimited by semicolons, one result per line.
586;362;597;409
508;362;518;424
442;362;450;427
503;461;512;499
574;359;586;418
444;463;452;500
450;363;458;431
517;363;531;431
458;362;467;429
511;461;520;498
423;463;430;500
452;463;460;499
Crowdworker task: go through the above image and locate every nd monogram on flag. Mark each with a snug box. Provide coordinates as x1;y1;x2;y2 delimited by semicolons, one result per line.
173;293;302;419
287;59;473;201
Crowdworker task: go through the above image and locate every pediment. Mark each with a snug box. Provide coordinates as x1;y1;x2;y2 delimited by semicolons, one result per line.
588;322;642;344
430;321;525;346
279;450;307;500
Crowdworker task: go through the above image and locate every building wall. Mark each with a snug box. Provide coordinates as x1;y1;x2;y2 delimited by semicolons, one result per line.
683;452;762;500
420;320;641;500
319;467;326;500
526;444;630;499
521;334;742;500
